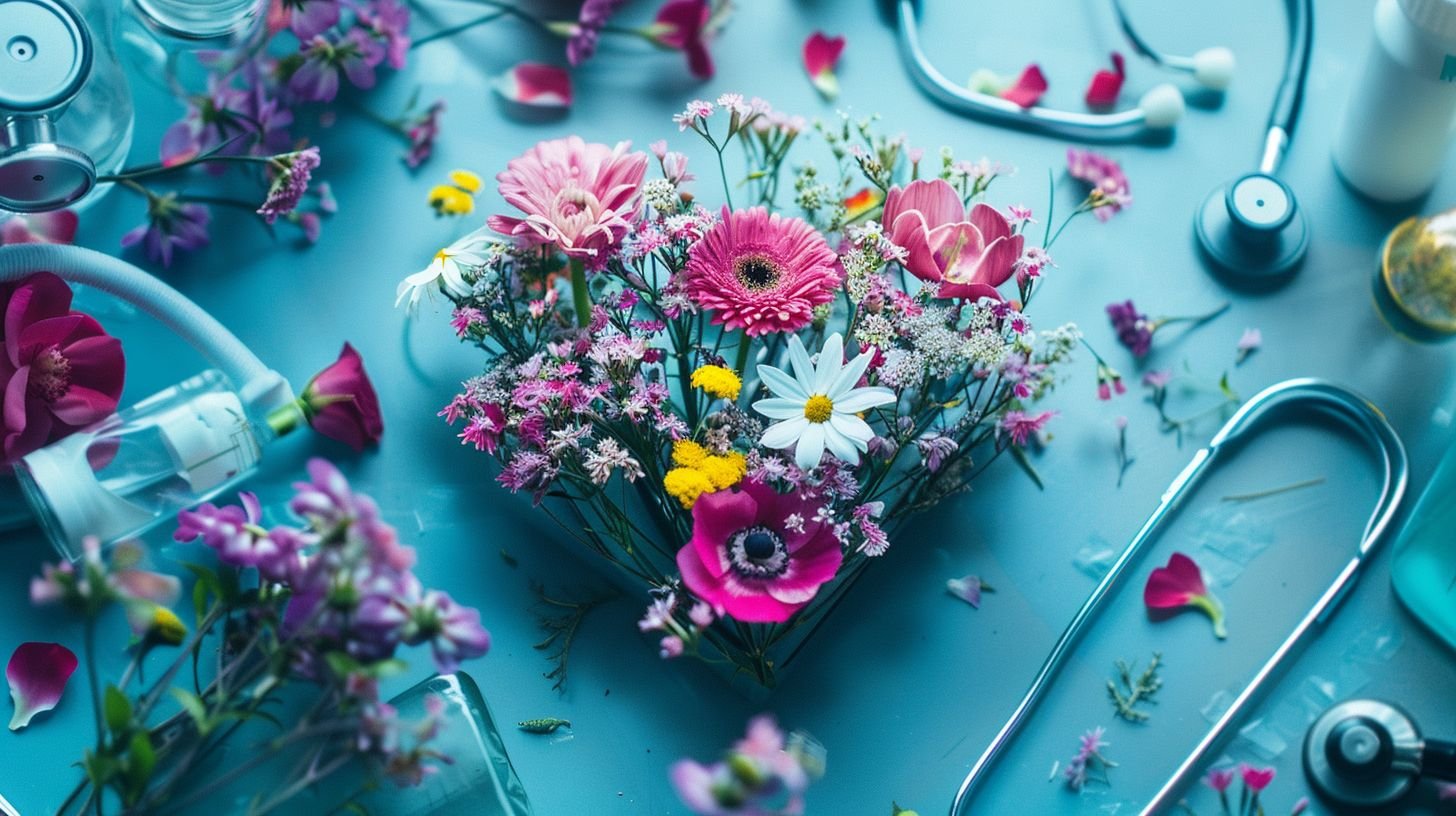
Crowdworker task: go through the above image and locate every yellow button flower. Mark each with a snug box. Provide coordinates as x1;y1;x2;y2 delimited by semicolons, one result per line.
428;184;475;216
664;467;714;509
690;364;742;401
671;439;709;469
698;451;747;490
448;169;483;193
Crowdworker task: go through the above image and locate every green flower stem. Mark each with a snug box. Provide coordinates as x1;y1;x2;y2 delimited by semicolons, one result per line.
411;10;507;48
1188;594;1227;639
99;153;281;184
266;399;310;439
1153;302;1231;331
570;258;592;328
733;331;753;377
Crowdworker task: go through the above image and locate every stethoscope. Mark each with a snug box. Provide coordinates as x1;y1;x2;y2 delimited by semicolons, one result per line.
895;0;1315;285
948;380;1409;816
1304;699;1456;810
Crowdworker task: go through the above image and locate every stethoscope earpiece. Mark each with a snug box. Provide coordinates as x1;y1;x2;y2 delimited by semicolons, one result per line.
1195;172;1309;285
0;0;97;212
1304;699;1425;809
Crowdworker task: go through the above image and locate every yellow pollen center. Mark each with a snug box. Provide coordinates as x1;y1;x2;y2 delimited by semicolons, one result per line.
803;394;834;423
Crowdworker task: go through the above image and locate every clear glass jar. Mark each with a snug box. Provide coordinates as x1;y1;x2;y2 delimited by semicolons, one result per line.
14;370;265;560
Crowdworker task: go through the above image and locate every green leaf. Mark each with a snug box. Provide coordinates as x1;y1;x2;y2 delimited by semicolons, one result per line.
169;687;212;737
192;580;211;629
1008;445;1046;491
103;685;132;734
324;651;363;680
125;731;156;800
891;805;919;816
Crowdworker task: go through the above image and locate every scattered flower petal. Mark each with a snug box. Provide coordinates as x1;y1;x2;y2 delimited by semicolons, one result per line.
946;575;984;609
7;642;78;730
1084;52;1126;108
495;63;573;108
1001;64;1048;108
1236;327;1262;364
1238;762;1275;793
802;31;846;100
1144;552;1226;639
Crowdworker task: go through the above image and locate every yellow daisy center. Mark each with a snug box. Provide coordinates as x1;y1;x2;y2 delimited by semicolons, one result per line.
803;394;834;423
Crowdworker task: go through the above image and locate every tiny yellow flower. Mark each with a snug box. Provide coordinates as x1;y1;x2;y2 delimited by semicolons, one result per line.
448;169;483;193
428;184;475;216
671;439;709;469
146;606;187;646
698;452;747;490
690;364;742;401
664;467;714;509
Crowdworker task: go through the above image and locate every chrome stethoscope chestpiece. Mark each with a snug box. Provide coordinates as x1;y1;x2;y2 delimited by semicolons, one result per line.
0;0;95;213
1304;699;1424;808
1196;172;1309;285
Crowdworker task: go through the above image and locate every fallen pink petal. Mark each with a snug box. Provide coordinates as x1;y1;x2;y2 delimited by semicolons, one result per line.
1084;52;1126;107
802;31;846;100
946;575;985;609
1143;552;1226;638
496;63;574;108
7;642;78;731
1001;64;1048;108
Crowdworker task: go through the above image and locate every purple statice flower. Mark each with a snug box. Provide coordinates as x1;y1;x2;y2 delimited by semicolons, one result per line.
566;0;629;66
359;0;410;69
999;409;1056;447
1063;726;1112;791
281;0;341;40
914;433;959;473
1067;148;1131;221
121;194;210;267
258;147;321;223
1106;299;1152;357
289;28;386;103
402;588;491;673
402;101;444;168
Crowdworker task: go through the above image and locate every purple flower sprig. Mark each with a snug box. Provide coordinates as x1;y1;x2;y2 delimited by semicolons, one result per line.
1106;299;1231;359
1061;727;1116;792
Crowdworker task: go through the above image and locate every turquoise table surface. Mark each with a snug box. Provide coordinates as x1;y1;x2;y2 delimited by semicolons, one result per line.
3;1;1456;814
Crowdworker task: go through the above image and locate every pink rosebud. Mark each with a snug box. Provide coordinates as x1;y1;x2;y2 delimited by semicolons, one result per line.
802;31;846;100
1204;767;1235;794
1084;52;1127;107
7;642;78;730
659;635;684;658
302;343;384;451
1144;552;1226;639
1239;762;1275;793
1001;64;1048;108
495;63;573;108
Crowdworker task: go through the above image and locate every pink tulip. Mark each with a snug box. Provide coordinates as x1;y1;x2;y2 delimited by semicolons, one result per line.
802;31;845;100
1238;762;1275;793
1204;767;1235;793
7;642;77;730
1144;552;1226;639
301;343;384;451
882;179;1023;301
0;272;125;466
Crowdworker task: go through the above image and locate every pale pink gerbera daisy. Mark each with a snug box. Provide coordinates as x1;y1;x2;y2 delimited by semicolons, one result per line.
487;136;648;260
681;206;841;336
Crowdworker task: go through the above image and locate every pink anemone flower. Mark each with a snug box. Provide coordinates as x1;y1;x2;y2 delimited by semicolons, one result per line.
681;206;842;336
1144;552;1226;639
676;480;843;623
882;178;1023;301
0;272;125;465
488;136;648;261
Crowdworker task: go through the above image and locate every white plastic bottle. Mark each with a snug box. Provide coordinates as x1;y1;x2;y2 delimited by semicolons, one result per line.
1333;0;1456;202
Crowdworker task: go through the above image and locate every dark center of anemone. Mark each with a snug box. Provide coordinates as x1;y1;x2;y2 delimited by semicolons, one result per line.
27;345;71;403
733;253;783;292
727;524;789;579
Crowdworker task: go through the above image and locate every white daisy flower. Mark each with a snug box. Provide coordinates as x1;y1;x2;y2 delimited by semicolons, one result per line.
753;333;896;470
395;229;493;312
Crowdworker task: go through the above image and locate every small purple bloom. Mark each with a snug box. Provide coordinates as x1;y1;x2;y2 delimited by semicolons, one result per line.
1106;299;1153;357
403;101;445;168
1067;148;1131;221
999;409;1056;446
566;0;628;66
288;28;386;103
120;195;210;267
284;0;341;40
403;589;491;673
258;147;321;223
914;433;958;473
359;0;411;69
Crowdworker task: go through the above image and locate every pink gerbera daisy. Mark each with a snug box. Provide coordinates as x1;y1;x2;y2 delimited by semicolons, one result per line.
487;136;648;260
681;206;841;336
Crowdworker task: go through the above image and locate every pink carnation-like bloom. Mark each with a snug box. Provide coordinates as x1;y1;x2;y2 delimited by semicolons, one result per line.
488;136;648;260
676;480;842;623
0;273;125;465
681;206;841;337
882;178;1023;301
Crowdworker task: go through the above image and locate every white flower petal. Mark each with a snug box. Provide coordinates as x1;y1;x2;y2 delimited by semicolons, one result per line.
757;365;808;401
761;417;808;449
822;423;861;464
814;333;844;394
829;412;875;444
795;423;826;470
752;397;806;420
828;348;875;400
834;386;897;414
786;334;816;390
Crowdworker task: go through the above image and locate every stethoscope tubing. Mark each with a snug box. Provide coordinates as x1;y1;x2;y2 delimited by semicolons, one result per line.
949;379;1408;815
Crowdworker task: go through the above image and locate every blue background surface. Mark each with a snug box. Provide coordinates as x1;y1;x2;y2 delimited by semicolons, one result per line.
3;1;1456;814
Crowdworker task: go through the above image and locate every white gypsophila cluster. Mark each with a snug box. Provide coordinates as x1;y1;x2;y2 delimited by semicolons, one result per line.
965;330;1009;369
878;348;926;389
795;164;831;214
853;312;896;349
643;178;679;216
903;307;982;378
1040;322;1083;362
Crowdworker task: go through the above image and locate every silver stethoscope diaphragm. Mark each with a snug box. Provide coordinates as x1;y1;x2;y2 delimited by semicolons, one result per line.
1304;699;1456;809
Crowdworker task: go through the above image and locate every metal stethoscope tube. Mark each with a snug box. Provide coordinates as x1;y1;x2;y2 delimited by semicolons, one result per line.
949;379;1409;815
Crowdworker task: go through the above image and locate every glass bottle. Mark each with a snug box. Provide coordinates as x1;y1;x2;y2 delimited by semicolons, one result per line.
1391;431;1456;650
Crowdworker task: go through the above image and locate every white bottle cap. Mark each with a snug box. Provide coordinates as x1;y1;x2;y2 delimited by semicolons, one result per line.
1400;0;1456;40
